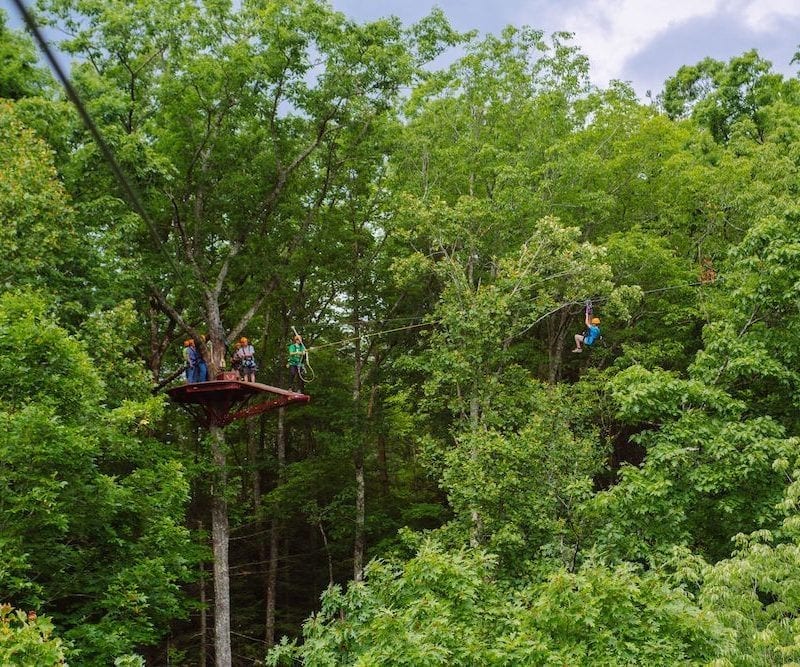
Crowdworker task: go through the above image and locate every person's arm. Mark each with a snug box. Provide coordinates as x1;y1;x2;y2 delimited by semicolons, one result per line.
585;311;591;327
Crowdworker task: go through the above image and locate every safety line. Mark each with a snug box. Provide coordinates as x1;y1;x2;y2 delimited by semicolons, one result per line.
10;0;197;297
308;321;437;351
307;279;715;352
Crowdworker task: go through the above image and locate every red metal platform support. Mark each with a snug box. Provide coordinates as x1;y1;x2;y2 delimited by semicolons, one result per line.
167;372;310;427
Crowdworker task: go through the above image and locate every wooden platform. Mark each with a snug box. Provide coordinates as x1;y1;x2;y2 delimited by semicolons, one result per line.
167;378;309;426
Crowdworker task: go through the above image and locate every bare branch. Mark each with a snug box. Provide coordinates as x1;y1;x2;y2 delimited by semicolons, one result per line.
213;242;242;300
228;277;280;342
166;192;205;282
149;283;204;342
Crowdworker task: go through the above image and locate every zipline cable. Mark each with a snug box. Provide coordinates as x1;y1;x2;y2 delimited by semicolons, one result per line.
308;321;436;352
10;0;200;302
306;279;715;354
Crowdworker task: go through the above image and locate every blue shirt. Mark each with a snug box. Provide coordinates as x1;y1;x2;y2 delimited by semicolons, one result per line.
584;325;600;346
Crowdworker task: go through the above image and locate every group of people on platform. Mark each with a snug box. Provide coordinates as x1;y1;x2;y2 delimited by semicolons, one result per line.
182;333;307;392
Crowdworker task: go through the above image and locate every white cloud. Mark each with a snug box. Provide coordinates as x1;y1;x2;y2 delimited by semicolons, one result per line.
737;0;800;32
549;0;722;85
523;0;800;88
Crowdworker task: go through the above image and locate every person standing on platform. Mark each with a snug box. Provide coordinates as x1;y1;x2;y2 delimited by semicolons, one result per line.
184;339;198;383
287;333;306;393
235;337;257;383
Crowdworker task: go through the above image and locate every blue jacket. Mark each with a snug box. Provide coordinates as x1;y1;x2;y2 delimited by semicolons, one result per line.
584;324;600;346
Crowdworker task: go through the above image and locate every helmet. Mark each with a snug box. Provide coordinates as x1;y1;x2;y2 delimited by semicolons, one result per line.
591;317;601;324
184;339;194;346
293;334;302;342
240;337;248;345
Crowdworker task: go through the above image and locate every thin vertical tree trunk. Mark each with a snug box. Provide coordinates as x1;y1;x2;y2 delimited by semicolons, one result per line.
199;522;207;667
265;406;285;647
353;461;365;581
547;309;571;383
469;394;483;547
246;417;269;645
209;424;231;667
352;295;365;582
376;432;389;496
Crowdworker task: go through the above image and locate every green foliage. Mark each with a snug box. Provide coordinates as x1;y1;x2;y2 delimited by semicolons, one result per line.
0;12;52;99
440;382;603;572
0;291;193;665
662;51;787;142
13;0;800;659
0;604;67;666
268;542;721;666
0;103;81;296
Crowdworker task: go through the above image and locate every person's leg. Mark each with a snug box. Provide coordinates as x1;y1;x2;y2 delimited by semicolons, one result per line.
572;334;584;352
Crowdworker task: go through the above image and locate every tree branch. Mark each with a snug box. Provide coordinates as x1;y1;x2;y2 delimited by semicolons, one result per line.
228;277;280;342
149;283;204;341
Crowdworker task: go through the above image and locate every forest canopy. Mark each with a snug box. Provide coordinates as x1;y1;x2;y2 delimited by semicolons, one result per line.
3;1;800;664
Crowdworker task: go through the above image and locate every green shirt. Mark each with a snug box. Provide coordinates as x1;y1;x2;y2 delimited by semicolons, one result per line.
288;342;306;367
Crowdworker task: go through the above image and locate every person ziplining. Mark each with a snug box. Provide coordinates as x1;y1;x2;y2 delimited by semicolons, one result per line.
572;301;601;353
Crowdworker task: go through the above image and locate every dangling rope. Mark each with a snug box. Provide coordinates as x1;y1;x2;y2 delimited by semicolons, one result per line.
299;347;316;384
290;326;317;384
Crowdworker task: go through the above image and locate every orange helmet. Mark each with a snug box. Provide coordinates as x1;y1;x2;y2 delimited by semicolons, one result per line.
239;337;248;345
184;339;194;346
591;317;600;324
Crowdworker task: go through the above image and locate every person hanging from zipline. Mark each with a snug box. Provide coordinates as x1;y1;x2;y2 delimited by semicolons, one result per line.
235;337;258;383
572;301;601;353
287;333;307;392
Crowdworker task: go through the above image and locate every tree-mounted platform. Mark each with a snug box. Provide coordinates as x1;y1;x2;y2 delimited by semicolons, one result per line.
167;372;309;427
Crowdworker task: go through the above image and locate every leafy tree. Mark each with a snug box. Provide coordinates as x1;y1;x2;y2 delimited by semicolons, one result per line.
0;102;82;297
268;540;722;666
661;51;789;142
0;291;193;665
0;604;66;667
0;11;51;99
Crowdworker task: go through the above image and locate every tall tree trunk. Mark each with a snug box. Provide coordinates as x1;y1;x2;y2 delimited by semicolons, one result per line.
265;406;285;647
352;290;365;582
205;295;226;379
376;431;389;496
209;424;231;667
246;417;269;644
547;309;571;383
199;522;207;667
469;394;483;547
353;458;365;581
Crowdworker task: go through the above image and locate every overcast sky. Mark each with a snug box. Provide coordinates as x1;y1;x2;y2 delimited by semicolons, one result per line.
330;0;800;98
4;0;800;99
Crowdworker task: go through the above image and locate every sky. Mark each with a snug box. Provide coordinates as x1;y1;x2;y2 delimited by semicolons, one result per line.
3;0;800;99
329;0;800;98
